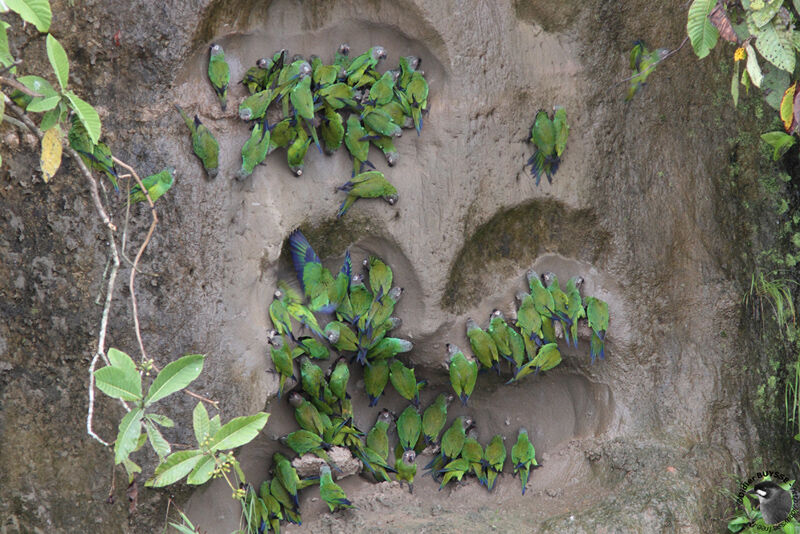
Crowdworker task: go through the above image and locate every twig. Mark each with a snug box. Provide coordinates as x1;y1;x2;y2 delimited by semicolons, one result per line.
0;75;43;97
3;95;117;231
1;114;27;129
0;59;22;76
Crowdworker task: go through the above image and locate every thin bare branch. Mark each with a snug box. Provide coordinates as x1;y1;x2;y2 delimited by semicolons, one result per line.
0;75;43;97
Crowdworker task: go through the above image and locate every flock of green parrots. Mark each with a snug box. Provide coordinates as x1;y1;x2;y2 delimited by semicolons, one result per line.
251;230;610;532
174;43;430;218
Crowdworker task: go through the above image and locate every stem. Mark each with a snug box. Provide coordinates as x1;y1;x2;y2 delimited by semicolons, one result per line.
0;75;43;97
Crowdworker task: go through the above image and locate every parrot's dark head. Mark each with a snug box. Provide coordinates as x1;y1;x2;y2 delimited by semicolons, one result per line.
256;57;271;69
326;327;340;344
490;309;504;320
291;53;305;63
287;392;304;407
338;43;351;56
372;46;387;60
335;356;349;366
402;450;416;464
385;194;398;205
362;257;369;268
445;343;460;356
407;56;421;70
273;288;283;299
542;271;556;287
378;408;395;424
209;43;223;56
299;61;312;78
573;275;585;288
515;291;528;302
389;287;403;300
268;333;283;348
444;394;455;405
239;107;252;121
387;316;402;330
465;317;478;330
526;269;540;285
386;152;399;167
462;416;473;429
352;273;363;284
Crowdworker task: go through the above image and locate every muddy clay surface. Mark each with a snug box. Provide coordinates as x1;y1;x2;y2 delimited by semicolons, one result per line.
0;0;789;532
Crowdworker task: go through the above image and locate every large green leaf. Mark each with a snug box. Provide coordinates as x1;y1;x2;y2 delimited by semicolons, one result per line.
114;408;144;464
209;413;269;452
5;0;50;32
18;75;58;98
146;450;204;487
63;90;100;144
144;353;204;406
193;401;210;446
761;130;796;160
121;457;141;484
26;94;60;112
753;20;795;72
687;0;719;58
108;347;138;375
0;21;12;67
185;453;216;485
145;413;175;428
761;64;791;110
94;366;143;402
45;34;68;90
750;0;782;28
145;420;171;460
745;43;764;87
209;414;221;436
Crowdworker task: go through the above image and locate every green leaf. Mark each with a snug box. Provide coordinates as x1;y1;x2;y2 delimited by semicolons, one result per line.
121;457;141;484
145;420;171;460
783;521;796;534
169;523;199;534
108;348;138;375
145;413;175;428
743;493;753;515
114;408;144;464
209;414;221;436
26;94;60;113
727;515;748;532
144;354;204;406
185;453;216;485
762;65;791;111
94;366;143;402
745;43;763;88
17;75;57;97
731;60;740;108
687;0;719;59
193;401;210;446
5;0;51;32
0;20;13;67
750;0;782;28
45;34;68;90
209;413;269;452
146;450;203;487
753;20;795;72
761;131;796;160
63;90;101;144
233;458;246;483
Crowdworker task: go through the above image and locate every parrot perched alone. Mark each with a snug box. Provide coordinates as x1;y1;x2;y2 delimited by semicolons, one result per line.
319;465;352;511
511;428;539;495
207;43;230;111
447;344;478;406
627;40;669;101
336;170;398;218
175;104;219;179
525;108;567;186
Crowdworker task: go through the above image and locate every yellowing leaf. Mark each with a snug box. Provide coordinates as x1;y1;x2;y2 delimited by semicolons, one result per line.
40;126;62;183
781;82;796;131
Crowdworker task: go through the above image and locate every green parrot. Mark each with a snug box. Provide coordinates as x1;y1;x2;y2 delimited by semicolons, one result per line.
281;429;337;467
366;337;413;362
270;477;301;524
287;126;311;176
363;287;403;334
344;115;373;176
325;322;359;352
505;356;539;385
584;296;609;363
362;108;402;138
287;301;325;338
327;357;350;403
396;405;422;452
288;391;325;436
345;46;387;86
394;448;417;493
515;291;544;348
353;439;395;481
175;104;219;179
368;130;400;167
319;465;353;511
67;117;119;192
257;480;283;531
365;255;393;298
542;272;572;329
426;416;470;475
348;273;374;321
447;344;478;406
300;356;326;402
318;82;358;110
380;100;412;130
238;87;277;121
320;104;345;155
364;359;389;406
310;55;339;87
526;109;559;185
552;106;569;158
276;60;312;106
389;360;426;407
627;40;669;101
336;170;398;218
290;75;321;152
529;342;561;373
405;71;428;134
297;336;330;360
511;428;539;495
369;70;398;106
207;43;230;111
466;317;500;373
238;119;270;179
268;333;295;398
507;325;527;373
488;310;514;370
526;269;558;344
366;409;393;460
267;117;297;155
462;428;486;486
397;55;421;90
483;434;507;492
272;452;302;509
565;276;586;348
129;167;175;204
438;457;470;490
422;393;452;445
241;63;269;95
333;43;351;76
